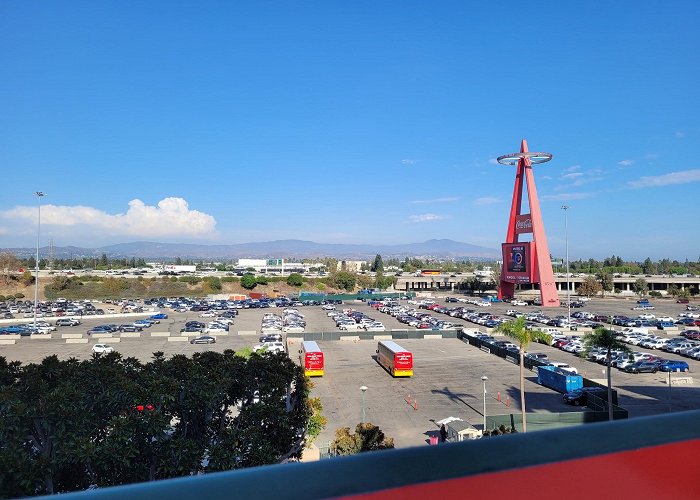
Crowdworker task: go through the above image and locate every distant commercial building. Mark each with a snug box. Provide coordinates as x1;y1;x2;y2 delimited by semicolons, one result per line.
236;258;312;275
337;260;366;272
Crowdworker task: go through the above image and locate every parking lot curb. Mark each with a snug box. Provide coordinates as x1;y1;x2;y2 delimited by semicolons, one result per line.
150;332;170;337
340;336;360;341
65;338;88;344
167;337;188;342
238;330;258;336
30;334;53;340
423;334;443;339
0;339;16;345
120;332;141;338
374;335;392;340
61;334;83;339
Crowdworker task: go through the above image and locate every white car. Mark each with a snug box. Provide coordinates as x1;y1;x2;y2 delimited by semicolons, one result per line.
549;362;578;375
200;311;217;318
638;313;656;320
657;316;675;323
511;300;527;306
282;325;305;333
204;325;228;333
253;342;286;354
92;344;114;354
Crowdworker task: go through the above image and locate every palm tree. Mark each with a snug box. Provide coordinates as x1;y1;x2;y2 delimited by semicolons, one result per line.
495;316;551;432
582;327;630;421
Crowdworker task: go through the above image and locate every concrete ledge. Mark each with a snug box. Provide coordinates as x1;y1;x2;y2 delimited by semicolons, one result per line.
120;332;142;338
150;332;171;337
1;334;21;340
31;334;53;339
238;331;258;336
62;333;84;339
340;336;360;341
91;333;113;338
66;338;89;344
374;335;392;340
179;332;201;336
423;334;443;339
0;339;16;345
167;336;189;342
98;338;121;343
670;376;694;385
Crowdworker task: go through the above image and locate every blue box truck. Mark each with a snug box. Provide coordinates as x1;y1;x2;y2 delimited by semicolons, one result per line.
537;365;584;393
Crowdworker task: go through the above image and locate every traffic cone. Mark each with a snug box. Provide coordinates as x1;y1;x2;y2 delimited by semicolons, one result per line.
497;391;501;402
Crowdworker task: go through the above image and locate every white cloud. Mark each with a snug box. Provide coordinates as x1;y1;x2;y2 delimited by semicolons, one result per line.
541;192;595;201
1;197;217;238
407;214;445;223
618;159;635;167
561;172;584;180
473;196;502;206
541;175;553;180
627;169;700;189
675;131;686;138
401;159;416;165
563;165;581;173
411;197;459;204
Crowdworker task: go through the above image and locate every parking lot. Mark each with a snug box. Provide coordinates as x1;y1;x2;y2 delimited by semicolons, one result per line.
3;295;700;448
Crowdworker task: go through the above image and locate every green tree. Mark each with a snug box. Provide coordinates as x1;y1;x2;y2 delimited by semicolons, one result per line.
370;254;384;273
330;271;356;292
577;276;602;297
495;317;551;433
330;423;394;456
581;328;630;421
633;278;649;297
286;273;304;287
596;271;614;297
20;270;35;286
240;274;257;290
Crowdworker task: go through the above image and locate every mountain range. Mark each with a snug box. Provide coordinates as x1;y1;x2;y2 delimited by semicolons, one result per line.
2;239;500;260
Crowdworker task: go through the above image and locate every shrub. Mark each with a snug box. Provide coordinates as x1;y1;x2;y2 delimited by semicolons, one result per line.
14;293;25;299
286;273;304;287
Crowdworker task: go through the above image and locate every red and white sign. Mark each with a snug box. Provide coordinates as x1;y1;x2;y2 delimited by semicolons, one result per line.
515;214;533;234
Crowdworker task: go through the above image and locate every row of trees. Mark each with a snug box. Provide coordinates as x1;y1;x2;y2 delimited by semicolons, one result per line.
0;350;320;497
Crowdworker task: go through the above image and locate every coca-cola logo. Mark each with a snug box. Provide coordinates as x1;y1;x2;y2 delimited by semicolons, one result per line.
516;218;532;230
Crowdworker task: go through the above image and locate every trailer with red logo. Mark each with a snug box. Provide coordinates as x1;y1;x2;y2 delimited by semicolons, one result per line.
376;340;413;377
300;341;324;377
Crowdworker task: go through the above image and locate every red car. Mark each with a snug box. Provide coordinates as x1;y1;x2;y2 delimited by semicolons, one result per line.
553;339;569;349
677;299;690;304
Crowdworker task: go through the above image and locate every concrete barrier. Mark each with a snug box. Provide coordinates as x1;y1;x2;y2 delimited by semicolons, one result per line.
31;334;53;340
374;335;392;340
670;376;694;385
168;337;189;342
66;338;89;344
62;333;84;339
340;336;360;341
98;338;121;343
238;331;258;336
92;333;113;338
0;339;16;345
423;334;443;339
1;334;21;340
120;332;142;338
150;332;171;337
179;332;201;336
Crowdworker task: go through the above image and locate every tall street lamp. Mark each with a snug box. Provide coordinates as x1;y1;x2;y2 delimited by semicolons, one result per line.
360;385;368;423
34;192;46;329
561;205;570;330
481;375;488;430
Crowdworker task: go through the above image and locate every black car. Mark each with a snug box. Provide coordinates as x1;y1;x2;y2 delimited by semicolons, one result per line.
563;387;608;406
190;335;216;345
625;361;660;373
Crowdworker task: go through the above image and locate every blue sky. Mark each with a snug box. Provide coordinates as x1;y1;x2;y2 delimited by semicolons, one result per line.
1;1;698;260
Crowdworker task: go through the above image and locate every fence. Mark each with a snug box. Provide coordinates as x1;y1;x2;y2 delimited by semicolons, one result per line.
287;329;460;342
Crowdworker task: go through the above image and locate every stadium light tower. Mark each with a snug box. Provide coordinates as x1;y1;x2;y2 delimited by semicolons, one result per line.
561;205;571;329
34;191;46;329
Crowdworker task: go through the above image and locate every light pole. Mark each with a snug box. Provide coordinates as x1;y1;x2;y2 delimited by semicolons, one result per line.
34;192;46;329
360;386;368;423
561;205;570;330
481;375;488;430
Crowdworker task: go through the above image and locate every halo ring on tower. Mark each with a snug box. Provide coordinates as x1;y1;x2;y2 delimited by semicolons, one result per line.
496;151;552;166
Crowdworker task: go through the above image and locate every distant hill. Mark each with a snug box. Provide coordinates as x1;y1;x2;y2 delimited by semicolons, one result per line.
2;239;499;260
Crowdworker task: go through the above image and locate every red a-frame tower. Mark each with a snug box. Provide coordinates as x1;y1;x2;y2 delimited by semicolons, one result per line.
497;140;560;307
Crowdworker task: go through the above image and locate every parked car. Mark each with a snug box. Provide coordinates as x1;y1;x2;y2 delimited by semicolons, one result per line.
190;335;216;344
625;361;660;373
56;318;81;326
92;343;114;353
253;341;285;353
562;387;608;406
150;313;169;320
658;360;690;372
